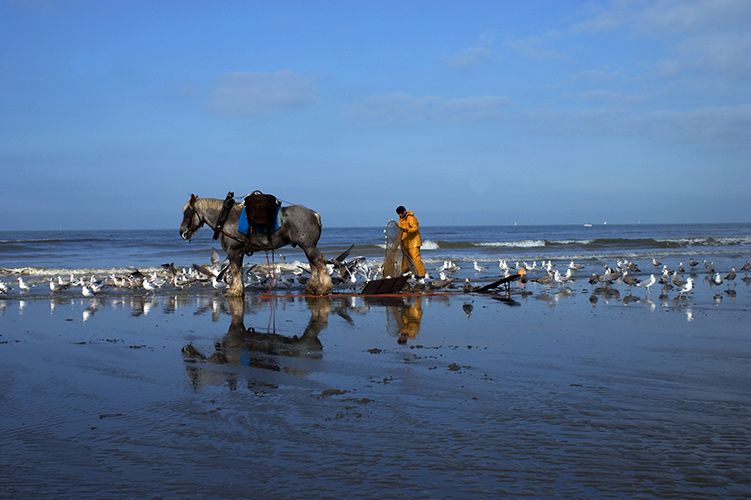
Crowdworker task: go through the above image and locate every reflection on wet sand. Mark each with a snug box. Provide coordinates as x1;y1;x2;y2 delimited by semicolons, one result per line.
181;296;333;390
362;295;425;344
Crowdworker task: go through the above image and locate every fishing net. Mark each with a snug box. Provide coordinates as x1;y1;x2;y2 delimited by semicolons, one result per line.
382;219;403;278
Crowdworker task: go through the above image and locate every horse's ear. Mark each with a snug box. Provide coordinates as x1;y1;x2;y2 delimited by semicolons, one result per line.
190;194;197;205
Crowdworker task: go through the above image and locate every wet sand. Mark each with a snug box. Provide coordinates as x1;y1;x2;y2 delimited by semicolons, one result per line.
1;281;750;499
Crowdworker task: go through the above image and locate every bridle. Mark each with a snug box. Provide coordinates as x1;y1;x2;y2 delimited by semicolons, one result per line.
181;202;205;241
182;197;248;246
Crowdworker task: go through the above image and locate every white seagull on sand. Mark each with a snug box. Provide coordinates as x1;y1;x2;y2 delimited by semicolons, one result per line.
711;272;722;286
17;277;35;291
49;278;69;293
637;274;656;294
676;277;694;297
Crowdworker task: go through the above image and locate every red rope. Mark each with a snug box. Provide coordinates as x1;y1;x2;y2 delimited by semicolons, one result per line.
260;251;276;297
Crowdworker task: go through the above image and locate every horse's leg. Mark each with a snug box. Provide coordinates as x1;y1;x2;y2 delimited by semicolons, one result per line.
226;246;246;297
303;245;333;295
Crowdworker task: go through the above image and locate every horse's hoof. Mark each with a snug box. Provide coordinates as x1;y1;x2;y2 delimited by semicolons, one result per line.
306;285;333;296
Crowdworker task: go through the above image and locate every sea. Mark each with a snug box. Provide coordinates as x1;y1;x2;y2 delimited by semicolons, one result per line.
1;222;749;282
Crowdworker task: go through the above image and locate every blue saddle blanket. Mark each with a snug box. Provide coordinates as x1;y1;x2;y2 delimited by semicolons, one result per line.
238;206;283;235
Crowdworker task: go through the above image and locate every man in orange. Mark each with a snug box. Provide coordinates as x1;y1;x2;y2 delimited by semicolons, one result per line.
396;205;426;279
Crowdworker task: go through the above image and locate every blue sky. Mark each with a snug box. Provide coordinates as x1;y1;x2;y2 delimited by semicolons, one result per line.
2;0;750;230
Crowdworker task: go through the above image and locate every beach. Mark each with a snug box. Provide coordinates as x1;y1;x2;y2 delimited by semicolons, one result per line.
1;272;750;498
2;224;750;498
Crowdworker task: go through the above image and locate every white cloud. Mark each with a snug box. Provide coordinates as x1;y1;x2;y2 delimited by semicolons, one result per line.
344;93;513;124
676;31;751;80
574;0;751;81
638;103;751;149
445;32;496;68
206;70;316;116
575;89;648;105
505;31;565;60
570;68;623;84
445;45;493;69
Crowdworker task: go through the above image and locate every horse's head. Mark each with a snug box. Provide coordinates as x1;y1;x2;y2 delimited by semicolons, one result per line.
180;194;202;240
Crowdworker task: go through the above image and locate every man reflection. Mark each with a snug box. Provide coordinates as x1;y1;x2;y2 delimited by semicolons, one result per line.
395;296;423;344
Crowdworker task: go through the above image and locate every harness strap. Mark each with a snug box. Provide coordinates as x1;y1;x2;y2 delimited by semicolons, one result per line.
213;192;235;240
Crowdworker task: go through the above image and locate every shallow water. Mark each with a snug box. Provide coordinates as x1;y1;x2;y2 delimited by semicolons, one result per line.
1;281;750;499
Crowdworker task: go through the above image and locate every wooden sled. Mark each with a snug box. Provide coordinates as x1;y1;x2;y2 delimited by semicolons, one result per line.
473;272;523;295
360;276;409;295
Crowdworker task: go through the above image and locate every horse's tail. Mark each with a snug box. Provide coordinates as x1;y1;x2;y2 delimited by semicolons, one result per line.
314;211;322;228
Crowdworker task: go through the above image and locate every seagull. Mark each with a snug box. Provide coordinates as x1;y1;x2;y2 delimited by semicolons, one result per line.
689;258;698;268
473;261;487;272
534;273;553;286
741;260;751;274
676;277;694;297
81;283;97;297
211;276;229;290
658;268;671;285
652;258;662;267
622;271;639;290
49;277;69;293
143;278;161;293
462;277;472;293
724;268;736;286
588;272;599;287
17;277;34;291
0;281;11;294
671;271;687;288
429;271;453;290
637;274;656;294
553;269;570;287
568;260;584;271
711;272;722;286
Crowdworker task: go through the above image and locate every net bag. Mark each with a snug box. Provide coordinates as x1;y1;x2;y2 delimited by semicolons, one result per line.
382;219;403;278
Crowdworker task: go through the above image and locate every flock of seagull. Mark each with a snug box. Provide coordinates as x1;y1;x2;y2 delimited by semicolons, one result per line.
413;256;751;300
1;246;750;300
0;248;378;297
472;256;751;299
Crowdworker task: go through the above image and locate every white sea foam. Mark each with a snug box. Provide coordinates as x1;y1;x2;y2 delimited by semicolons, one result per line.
0;266;166;277
421;240;440;250
474;240;545;248
549;239;595;245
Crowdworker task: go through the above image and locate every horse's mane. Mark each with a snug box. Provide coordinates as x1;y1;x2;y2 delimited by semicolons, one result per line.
197;197;225;211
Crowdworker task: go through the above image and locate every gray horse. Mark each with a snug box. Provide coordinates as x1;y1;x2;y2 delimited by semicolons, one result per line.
179;194;333;296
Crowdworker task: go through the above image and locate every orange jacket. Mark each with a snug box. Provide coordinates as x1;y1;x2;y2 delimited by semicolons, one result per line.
398;211;422;248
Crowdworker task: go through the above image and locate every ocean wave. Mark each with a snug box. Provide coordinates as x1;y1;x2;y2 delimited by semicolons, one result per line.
0;238;70;246
473;239;546;248
0;266;167;277
437;236;751;252
655;236;751;247
422;240;440;250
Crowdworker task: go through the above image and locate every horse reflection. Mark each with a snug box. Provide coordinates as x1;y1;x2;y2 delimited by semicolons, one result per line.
182;296;332;390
